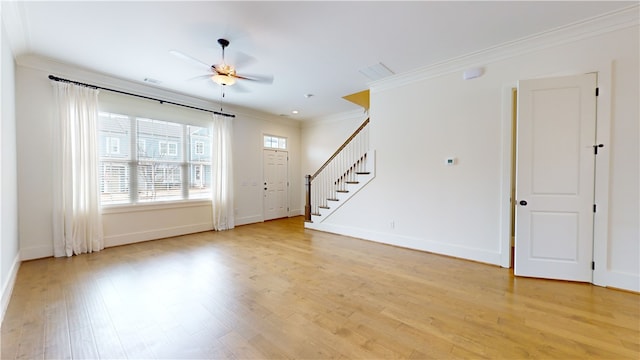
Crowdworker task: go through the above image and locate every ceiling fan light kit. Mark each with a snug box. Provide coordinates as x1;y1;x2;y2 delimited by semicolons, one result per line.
172;38;273;90
212;74;236;86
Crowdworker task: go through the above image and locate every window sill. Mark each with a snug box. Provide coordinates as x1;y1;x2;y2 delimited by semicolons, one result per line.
101;199;212;215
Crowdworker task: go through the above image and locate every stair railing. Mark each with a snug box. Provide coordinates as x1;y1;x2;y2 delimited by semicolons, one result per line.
305;118;370;222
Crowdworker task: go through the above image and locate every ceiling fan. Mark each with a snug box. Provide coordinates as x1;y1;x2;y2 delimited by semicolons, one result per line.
170;38;273;90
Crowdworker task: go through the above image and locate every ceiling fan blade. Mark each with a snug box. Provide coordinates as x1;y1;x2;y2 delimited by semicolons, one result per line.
234;73;274;84
232;51;257;69
230;82;250;93
169;50;211;71
187;74;213;82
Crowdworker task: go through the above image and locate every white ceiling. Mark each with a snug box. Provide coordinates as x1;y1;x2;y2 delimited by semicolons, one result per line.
6;1;634;121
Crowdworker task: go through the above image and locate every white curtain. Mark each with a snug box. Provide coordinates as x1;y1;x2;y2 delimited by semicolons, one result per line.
52;82;104;257
211;114;235;231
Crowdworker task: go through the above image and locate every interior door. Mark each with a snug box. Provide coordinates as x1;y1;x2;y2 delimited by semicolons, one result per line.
515;73;597;282
263;149;288;221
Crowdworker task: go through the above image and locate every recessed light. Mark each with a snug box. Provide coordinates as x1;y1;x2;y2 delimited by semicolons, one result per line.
291;110;299;114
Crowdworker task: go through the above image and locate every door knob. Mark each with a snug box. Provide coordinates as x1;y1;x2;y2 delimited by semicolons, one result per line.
519;200;528;206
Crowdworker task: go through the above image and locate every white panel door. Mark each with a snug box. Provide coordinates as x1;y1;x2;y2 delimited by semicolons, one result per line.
263;149;288;221
515;73;597;282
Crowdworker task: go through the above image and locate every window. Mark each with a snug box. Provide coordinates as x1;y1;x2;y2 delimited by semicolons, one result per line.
159;141;178;156
98;112;212;205
137;139;146;154
264;135;287;150
106;137;120;154
195;141;205;155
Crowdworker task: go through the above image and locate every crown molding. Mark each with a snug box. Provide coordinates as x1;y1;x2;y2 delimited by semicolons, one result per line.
16;53;297;125
303;108;368;129
371;4;640;93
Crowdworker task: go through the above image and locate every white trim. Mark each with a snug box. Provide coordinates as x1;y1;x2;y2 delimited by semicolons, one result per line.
235;215;263;226
503;63;616;287
288;209;303;217
18;53;305;125
15;54;297;125
303;109;367;129
499;84;517;268
101;199;211;214
194;140;205;155
310;150;376;224
262;148;290;221
371;5;639;93
1;252;20;323
306;223;502;266
20;245;53;260
104;222;212;248
591;63;613;287
605;271;640;293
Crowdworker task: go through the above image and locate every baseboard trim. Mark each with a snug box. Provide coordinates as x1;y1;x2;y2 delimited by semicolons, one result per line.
1;252;21;325
606;270;640;293
21;244;53;261
104;222;213;248
289;209;304;217
306;222;502;266
235;215;263;226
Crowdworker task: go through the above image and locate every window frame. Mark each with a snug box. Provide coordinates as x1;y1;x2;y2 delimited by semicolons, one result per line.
106;136;121;154
159;140;178;157
263;134;287;150
195;141;205;155
98;112;212;207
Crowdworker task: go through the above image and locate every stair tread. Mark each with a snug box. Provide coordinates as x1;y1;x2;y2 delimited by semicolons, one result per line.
318;206;330;209
327;198;339;201
356;172;370;175
336;190;349;193
346;181;359;184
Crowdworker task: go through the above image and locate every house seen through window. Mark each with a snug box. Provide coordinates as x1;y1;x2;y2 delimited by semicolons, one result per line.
98;112;212;205
264;135;287;149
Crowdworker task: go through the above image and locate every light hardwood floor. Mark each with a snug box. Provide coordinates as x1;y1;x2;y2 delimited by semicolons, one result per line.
1;216;638;359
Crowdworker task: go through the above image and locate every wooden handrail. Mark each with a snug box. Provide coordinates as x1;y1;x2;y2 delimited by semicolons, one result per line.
310;118;370;180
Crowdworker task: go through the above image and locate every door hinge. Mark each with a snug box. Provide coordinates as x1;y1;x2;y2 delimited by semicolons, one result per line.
287;207;289;212
593;204;597;213
595;87;599;96
593;144;604;155
592;261;595;270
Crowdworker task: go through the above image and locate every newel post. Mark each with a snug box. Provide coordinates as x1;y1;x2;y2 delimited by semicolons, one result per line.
305;174;312;222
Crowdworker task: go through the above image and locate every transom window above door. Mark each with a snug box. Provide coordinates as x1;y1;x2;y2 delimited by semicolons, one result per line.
264;135;287;150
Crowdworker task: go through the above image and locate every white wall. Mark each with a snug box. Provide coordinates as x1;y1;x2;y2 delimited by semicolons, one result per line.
15;55;301;260
304;11;639;291
301;110;368;176
1;10;21;322
234;111;302;225
300;110;367;213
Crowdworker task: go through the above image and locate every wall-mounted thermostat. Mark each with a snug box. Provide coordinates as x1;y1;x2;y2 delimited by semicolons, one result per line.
446;157;456;165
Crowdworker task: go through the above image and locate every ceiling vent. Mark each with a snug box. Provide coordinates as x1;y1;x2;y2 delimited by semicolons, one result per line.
358;62;394;81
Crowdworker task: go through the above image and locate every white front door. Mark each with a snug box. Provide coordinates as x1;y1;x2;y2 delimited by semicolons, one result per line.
515;73;597;282
263;149;288;221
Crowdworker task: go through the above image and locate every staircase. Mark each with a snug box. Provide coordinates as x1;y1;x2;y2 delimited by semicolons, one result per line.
305;118;374;224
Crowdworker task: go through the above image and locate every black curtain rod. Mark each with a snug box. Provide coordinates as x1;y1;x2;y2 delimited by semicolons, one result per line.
48;75;235;118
